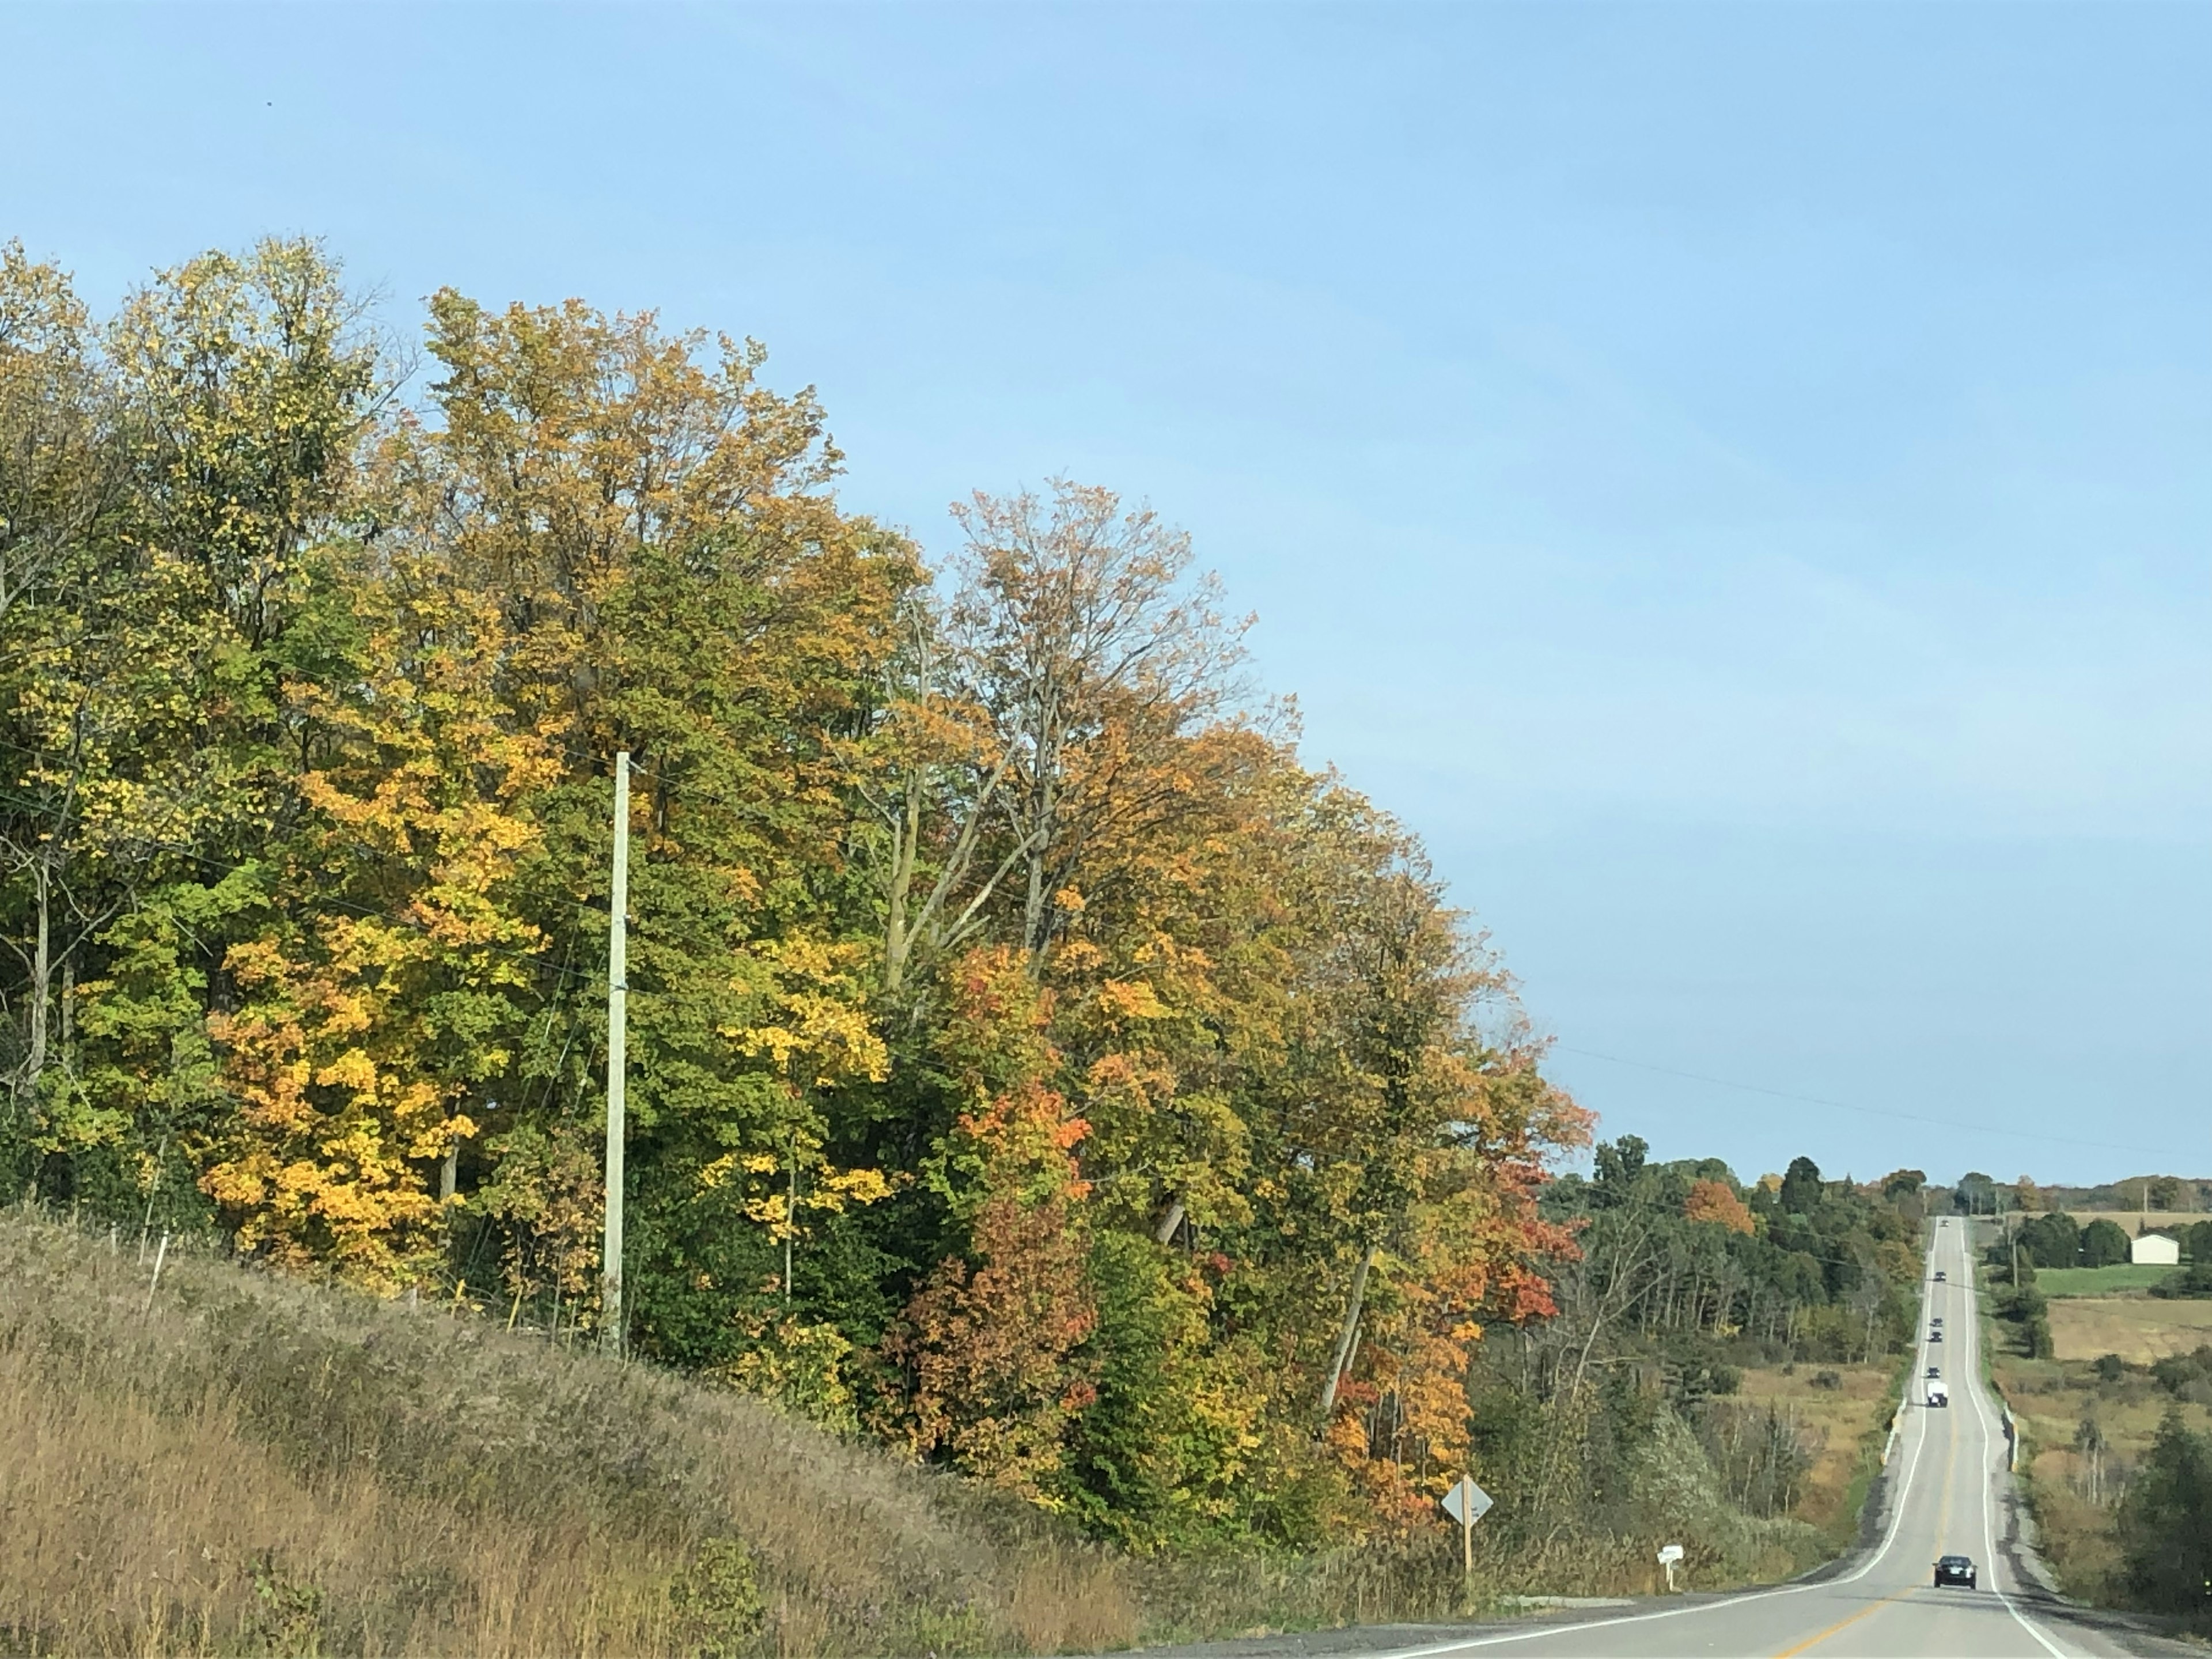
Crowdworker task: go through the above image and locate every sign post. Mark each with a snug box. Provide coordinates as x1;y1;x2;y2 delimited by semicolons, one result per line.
1658;1543;1684;1592
1440;1476;1494;1581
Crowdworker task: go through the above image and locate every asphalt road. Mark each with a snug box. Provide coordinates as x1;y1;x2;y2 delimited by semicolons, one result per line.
1366;1217;2135;1659
1154;1218;2184;1659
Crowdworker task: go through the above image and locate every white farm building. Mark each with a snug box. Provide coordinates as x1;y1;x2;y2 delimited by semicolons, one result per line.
2132;1232;2181;1266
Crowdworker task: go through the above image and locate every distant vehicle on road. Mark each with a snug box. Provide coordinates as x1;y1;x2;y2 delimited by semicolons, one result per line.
1931;1315;1943;1326
1925;1365;1941;1380
1929;1328;1944;1342
1926;1381;1948;1408
1934;1269;1946;1281
1934;1555;1978;1589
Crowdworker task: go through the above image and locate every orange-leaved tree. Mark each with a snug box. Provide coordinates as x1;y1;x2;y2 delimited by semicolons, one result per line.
883;945;1099;1504
1684;1177;1756;1235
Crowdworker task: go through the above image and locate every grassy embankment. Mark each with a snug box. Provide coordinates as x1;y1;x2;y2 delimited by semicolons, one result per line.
0;1203;1925;1655
1978;1235;2212;1607
0;1209;1501;1657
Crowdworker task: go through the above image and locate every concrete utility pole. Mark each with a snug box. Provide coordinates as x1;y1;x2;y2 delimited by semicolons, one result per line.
601;752;631;1358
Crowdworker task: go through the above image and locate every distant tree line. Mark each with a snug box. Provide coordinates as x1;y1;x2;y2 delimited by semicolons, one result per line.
1463;1140;1925;1556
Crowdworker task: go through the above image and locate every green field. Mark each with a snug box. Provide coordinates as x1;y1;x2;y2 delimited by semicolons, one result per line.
2034;1264;2177;1297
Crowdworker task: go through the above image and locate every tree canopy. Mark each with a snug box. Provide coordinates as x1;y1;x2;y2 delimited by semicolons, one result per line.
0;238;1592;1546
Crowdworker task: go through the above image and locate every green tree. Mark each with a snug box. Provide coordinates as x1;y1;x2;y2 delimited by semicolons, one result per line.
2081;1218;2131;1268
1778;1156;1823;1218
2117;1408;2212;1623
2018;1211;2081;1269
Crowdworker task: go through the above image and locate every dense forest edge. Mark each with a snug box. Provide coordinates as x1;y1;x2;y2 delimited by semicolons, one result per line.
4;237;1937;1651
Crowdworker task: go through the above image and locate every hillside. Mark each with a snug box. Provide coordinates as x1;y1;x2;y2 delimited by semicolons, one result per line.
0;1209;1141;1657
1;1172;1922;1657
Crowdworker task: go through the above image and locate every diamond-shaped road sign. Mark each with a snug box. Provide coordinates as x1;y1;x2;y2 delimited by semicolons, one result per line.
1440;1476;1493;1526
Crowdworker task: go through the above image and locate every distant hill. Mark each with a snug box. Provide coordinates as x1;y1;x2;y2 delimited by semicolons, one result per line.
2043;1176;2209;1213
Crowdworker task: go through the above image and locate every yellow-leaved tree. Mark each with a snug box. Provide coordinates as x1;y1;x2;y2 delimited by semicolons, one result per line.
205;557;556;1286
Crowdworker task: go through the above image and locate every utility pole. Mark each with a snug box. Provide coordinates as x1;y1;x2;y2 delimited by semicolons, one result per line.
601;752;630;1358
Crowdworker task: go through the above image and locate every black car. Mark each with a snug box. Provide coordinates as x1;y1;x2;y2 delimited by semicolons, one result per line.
1934;1555;1978;1589
1934;1270;1947;1282
1925;1365;1941;1380
1929;1328;1944;1342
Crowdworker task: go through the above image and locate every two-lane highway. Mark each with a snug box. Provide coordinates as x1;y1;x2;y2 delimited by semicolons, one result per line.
1384;1218;2131;1658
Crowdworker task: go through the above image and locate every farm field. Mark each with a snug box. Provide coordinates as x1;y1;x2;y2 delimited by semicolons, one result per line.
2033;1264;2177;1298
2047;1295;2212;1363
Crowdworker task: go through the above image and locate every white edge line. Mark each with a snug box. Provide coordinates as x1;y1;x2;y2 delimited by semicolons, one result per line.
1372;1225;1951;1658
1959;1232;2071;1659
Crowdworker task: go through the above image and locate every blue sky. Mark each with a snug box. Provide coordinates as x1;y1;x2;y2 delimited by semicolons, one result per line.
7;2;2208;1186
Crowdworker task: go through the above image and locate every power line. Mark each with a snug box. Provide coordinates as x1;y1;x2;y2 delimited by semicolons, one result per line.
1552;1043;2181;1162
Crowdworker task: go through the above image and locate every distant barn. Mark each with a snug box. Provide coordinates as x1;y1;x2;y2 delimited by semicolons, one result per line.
2131;1232;2180;1266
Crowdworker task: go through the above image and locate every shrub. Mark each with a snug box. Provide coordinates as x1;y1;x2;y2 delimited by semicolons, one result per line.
670;1538;766;1658
2150;1348;2212;1407
2152;1260;2212;1300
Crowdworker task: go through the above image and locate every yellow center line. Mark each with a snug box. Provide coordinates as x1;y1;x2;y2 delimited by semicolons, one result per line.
1770;1588;1912;1658
1775;1292;1963;1658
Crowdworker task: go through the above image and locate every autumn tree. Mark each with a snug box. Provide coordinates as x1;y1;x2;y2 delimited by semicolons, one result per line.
0;242;1601;1552
883;947;1099;1502
944;480;1247;974
3;240;385;1220
1684;1179;1756;1235
389;291;909;1351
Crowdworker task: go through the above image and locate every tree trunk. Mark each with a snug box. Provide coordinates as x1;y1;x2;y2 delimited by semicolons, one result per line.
1021;769;1054;972
881;772;921;993
1152;1195;1186;1246
21;861;50;1108
1317;1243;1378;1420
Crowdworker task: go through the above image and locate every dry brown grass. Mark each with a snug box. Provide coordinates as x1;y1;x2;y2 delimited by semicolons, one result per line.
1733;1361;1892;1535
0;1210;1141;1657
0;1209;1912;1655
2047;1297;2212;1364
1993;1351;2212;1607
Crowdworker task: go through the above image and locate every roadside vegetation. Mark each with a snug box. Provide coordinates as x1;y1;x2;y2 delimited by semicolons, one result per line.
1985;1216;2212;1634
2;236;1932;1652
1;1185;1915;1656
1459;1142;1925;1593
0;234;1590;1558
